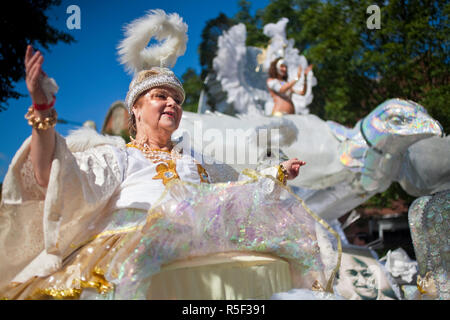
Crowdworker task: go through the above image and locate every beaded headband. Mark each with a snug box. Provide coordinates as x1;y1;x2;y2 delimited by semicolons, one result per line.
125;67;185;112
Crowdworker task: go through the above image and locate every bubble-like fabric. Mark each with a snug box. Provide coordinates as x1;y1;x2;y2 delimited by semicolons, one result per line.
0;171;340;299
111;174;339;299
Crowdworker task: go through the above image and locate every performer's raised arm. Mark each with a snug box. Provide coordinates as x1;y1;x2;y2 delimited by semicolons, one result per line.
292;64;314;96
25;45;56;187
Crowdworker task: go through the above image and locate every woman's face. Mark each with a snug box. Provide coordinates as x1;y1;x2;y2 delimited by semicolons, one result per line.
133;86;183;136
278;64;288;77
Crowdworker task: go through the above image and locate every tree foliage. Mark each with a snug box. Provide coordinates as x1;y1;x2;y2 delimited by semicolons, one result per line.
182;0;269;112
258;0;449;132
181;68;203;112
198;13;234;80
233;0;268;47
0;0;75;111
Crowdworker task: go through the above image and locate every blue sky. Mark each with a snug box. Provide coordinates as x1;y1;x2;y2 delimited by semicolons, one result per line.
0;0;270;181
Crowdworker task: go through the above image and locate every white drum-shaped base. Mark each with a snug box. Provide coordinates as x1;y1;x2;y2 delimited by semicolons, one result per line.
147;252;293;299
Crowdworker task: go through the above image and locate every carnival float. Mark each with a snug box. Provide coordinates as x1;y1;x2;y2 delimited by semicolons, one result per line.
0;9;448;300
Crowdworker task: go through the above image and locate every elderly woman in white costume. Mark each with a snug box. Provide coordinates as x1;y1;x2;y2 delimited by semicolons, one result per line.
267;57;313;116
0;11;341;300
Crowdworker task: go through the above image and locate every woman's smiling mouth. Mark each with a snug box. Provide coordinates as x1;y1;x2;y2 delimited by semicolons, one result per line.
161;110;176;119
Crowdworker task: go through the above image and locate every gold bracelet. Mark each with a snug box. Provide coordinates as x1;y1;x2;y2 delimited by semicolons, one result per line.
25;106;58;130
277;164;288;185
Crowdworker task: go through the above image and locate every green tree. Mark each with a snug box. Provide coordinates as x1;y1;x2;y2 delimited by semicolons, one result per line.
0;0;75;111
199;13;234;80
247;0;449;131
198;0;449;132
233;0;268;47
181;68;203;113
363;0;450;132
196;1;271;111
263;0;449;131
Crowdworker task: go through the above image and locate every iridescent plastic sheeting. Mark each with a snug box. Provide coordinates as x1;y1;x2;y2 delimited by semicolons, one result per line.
328;98;443;193
111;174;340;299
0;172;340;299
361;99;442;153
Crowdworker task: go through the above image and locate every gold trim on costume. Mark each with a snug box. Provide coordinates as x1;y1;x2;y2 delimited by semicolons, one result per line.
197;164;210;183
153;160;180;185
35;268;114;299
277;164;287;185
417;272;438;298
37;287;83;299
312;280;325;292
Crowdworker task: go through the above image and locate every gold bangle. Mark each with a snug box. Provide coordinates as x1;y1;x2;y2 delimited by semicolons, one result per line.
277;164;288;185
25;106;58;130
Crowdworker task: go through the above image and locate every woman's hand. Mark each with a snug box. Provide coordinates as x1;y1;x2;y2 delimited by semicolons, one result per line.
304;64;314;75
297;66;303;79
281;158;306;180
25;45;47;105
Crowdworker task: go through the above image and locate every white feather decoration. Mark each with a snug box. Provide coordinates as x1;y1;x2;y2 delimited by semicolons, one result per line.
118;9;188;74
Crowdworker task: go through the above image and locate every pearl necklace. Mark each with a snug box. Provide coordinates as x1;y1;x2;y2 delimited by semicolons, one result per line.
126;138;182;163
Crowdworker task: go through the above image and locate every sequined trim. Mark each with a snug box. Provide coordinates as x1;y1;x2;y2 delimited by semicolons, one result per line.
34;268;114;299
5;170;342;299
125;74;185;111
409;189;449;300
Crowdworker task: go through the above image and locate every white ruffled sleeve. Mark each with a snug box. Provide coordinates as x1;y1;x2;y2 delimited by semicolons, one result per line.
0;132;125;286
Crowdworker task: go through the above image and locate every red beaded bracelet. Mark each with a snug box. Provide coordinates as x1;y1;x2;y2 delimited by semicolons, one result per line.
33;95;56;111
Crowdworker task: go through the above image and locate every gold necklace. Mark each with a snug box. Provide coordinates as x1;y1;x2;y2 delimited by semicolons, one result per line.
126;138;182;163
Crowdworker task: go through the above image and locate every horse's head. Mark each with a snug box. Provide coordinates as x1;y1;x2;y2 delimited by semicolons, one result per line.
362;99;443;154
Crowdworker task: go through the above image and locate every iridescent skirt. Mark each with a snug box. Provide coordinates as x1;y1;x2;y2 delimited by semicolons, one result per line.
1;171;341;299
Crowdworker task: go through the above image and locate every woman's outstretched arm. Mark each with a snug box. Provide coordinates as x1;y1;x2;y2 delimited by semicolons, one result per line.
25;45;56;187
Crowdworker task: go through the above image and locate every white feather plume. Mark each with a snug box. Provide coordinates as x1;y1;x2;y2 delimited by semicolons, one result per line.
118;9;188;74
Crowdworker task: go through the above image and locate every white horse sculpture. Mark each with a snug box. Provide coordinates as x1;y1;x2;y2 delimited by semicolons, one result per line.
193;18;448;224
175;99;445;222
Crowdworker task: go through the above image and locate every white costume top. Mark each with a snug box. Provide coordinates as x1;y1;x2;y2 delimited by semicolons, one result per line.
265;73;313;115
112;146;212;212
267;78;292;100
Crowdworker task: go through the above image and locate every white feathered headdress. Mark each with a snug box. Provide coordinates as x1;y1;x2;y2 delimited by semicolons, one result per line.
118;9;188;72
118;9;188;111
